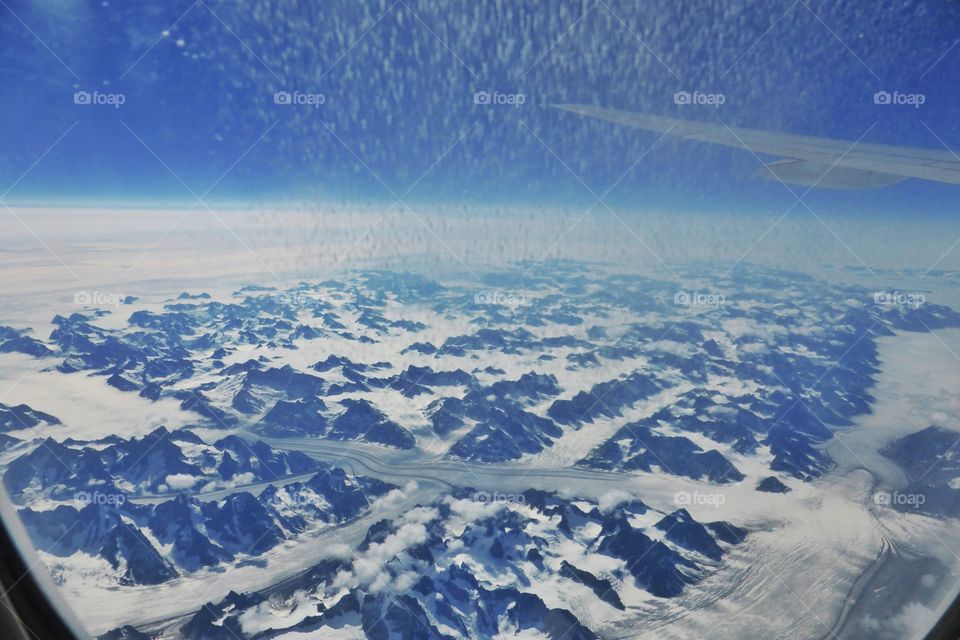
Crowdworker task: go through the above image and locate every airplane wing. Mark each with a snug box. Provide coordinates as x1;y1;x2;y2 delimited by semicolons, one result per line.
553;103;960;189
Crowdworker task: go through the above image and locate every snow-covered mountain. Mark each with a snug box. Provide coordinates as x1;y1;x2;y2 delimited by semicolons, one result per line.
4;427;319;503
20;463;397;586
0;260;957;638
166;489;746;640
881;425;960;517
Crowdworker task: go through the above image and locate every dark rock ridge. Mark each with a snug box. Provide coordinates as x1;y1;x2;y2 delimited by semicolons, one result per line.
19;463;396;585
881;425;960;517
0;402;60;432
157;488;746;640
3;427;319;503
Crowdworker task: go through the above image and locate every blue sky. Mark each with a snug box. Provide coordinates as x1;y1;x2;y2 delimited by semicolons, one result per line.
2;0;960;217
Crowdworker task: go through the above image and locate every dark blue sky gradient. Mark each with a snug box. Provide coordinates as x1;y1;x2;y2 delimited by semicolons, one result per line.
1;0;959;216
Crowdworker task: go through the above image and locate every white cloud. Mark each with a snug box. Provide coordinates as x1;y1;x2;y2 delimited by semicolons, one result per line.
369;481;419;511
165;473;198;490
444;496;503;523
334;507;440;593
860;601;938;640
598;490;633;514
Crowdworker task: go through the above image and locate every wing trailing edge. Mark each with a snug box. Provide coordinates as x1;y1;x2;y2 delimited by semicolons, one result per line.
554;104;960;189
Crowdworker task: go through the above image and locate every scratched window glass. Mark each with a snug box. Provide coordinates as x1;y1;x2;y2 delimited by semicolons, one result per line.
1;2;960;640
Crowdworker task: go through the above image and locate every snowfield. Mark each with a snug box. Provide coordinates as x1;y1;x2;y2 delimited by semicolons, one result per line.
1;209;959;639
